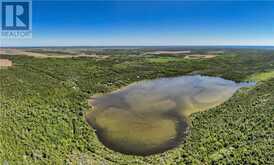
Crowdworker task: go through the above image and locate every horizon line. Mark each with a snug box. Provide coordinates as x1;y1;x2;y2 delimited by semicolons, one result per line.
1;45;274;48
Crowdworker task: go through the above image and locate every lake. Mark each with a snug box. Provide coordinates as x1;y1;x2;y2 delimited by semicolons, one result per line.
85;75;255;155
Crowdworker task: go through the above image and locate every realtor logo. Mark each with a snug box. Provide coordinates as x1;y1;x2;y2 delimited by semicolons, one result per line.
2;1;29;30
1;0;32;38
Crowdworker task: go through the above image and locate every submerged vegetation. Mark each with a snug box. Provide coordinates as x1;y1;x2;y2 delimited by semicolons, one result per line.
0;49;274;164
86;75;255;156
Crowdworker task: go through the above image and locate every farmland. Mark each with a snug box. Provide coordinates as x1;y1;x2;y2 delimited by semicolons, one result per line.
0;48;274;164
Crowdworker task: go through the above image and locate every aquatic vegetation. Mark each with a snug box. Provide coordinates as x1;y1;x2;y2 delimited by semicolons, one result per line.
86;75;254;155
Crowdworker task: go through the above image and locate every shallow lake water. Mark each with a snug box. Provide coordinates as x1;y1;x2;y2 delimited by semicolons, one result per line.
85;75;255;155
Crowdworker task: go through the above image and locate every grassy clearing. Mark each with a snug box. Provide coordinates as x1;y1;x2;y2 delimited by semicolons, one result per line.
147;56;184;63
184;54;217;59
246;70;274;82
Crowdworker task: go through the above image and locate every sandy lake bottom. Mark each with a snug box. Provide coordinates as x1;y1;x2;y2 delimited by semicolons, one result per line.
85;75;255;155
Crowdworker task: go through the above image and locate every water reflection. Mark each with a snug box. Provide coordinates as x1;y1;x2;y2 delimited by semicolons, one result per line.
86;75;255;155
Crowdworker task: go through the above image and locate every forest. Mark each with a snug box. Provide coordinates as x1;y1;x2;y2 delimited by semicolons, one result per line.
0;49;274;164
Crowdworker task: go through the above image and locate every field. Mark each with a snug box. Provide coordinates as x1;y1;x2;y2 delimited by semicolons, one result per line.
0;48;274;164
0;59;12;68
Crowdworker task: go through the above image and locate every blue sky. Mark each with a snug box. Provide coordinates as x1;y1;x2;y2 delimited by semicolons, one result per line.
2;0;274;46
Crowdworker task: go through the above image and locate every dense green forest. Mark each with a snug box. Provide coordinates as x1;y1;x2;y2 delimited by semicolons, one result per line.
0;51;274;164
